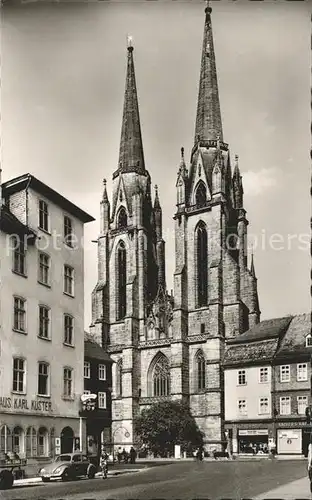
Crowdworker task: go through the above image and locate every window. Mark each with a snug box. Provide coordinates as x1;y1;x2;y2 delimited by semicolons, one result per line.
84;362;90;379
280;365;290;383
26;427;37;457
117;242;126;320
152;355;170;397
39;200;49;231
238;399;247;416
0;425;12;454
297;396;308;415
297;363;307;381
83;390;91;395
12;236;26;275
259;367;269;383
280;396;291;415
63;367;73;398
38;427;48;457
98;392;106;409
306;335;312;347
200;323;205;334
195;181;207;208
64;314;74;345
196;223;208;307
13;426;24;455
238;370;246;386
39;306;50;339
13;358;26;393
259;397;269;414
195;350;205;391
116;359;122;396
13;297;26;332
98;364;106;381
39;253;50;285
38;362;49;396
117;207;127;228
64;265;74;296
64;216;73;247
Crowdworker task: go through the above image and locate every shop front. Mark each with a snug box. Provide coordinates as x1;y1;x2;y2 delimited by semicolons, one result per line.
237;429;269;454
277;429;302;454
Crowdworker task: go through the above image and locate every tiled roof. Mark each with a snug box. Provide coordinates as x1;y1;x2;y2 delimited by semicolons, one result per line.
275;313;312;358
84;339;112;363
224;338;279;366
227;316;293;345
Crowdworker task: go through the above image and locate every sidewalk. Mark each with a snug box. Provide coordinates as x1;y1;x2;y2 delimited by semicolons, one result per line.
13;468;142;487
254;476;311;499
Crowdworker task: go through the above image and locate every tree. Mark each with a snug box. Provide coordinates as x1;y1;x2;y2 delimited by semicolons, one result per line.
134;400;204;456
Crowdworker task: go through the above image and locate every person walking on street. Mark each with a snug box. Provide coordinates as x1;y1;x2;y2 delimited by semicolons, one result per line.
307;442;312;493
100;449;109;479
129;446;136;464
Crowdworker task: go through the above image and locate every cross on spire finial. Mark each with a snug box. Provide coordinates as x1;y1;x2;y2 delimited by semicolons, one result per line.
181;147;184;158
127;35;133;52
103;178;107;186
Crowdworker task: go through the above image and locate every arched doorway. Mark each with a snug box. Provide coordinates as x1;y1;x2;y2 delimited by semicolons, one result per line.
60;427;74;454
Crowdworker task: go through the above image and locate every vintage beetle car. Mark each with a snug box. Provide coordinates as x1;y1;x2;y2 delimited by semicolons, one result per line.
39;453;96;482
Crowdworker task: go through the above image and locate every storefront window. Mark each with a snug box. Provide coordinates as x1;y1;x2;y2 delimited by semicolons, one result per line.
238;430;269;455
26;427;37;457
38;427;48;456
13;426;24;455
0;425;12;454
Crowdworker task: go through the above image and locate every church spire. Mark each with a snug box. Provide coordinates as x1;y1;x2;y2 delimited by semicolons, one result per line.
116;36;146;178
194;1;223;144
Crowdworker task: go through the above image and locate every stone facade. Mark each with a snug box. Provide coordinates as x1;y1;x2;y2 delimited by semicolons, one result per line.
90;7;260;453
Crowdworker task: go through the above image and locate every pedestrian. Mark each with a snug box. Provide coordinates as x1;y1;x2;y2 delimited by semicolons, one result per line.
307;442;312;493
100;449;109;479
117;446;122;464
129;446;136;464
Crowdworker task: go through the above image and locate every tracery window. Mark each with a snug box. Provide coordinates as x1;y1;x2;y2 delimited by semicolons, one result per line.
195;350;206;391
117;207;127;228
116;359;122;396
195;181;206;208
152;354;170;397
196;223;208;307
117;241;127;320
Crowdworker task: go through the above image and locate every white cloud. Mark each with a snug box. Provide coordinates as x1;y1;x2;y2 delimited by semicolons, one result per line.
243;168;279;196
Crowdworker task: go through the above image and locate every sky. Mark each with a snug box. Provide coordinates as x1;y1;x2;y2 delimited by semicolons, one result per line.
2;0;310;329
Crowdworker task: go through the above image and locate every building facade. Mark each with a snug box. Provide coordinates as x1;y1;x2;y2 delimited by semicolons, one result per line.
0;173;94;468
224;314;311;456
82;337;112;461
90;5;260;453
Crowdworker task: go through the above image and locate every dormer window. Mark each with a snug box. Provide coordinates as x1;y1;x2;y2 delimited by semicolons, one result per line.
306;335;312;347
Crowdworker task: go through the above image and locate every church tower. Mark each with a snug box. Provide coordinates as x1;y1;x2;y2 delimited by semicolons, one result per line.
172;2;260;450
90;38;170;449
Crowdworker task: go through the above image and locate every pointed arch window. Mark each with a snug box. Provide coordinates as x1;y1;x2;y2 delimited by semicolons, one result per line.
196;223;208;307
195;350;206;391
116;359;122;397
152;354;170;397
195;182;207;208
117;207;127;228
117;241;126;320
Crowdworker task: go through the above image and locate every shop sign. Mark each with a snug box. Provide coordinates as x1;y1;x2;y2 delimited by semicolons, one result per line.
0;396;52;412
238;429;268;436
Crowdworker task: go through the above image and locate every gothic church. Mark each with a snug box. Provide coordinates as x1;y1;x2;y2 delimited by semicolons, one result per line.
90;4;260;452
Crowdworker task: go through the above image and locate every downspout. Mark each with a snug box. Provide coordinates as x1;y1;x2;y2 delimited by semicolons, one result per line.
25;175;31;227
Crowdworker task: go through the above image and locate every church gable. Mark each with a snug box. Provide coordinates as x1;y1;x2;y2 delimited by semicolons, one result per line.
189;150;212;206
111;175;131;225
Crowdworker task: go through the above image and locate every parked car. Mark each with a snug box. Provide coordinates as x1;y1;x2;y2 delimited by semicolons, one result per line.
39;453;96;482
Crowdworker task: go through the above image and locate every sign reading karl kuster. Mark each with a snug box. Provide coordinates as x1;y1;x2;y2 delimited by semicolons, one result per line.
0;396;52;412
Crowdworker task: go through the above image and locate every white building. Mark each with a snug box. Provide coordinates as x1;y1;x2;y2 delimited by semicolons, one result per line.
0;173;94;469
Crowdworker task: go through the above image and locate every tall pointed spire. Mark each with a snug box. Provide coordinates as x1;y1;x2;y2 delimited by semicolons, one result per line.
194;1;223;144
116;36;145;178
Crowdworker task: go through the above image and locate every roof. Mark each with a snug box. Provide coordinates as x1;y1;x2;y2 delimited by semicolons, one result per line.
2;174;94;223
224;338;279;366
84;339;112;363
227;316;293;345
275;313;312;359
0;205;36;239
